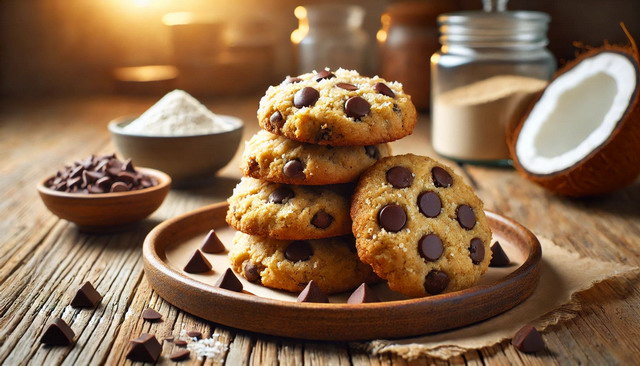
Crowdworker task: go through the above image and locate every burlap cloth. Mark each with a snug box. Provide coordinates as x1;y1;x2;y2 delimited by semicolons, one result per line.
356;237;638;360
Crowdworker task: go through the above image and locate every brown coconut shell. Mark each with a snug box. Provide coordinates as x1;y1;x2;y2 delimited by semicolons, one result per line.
509;32;640;197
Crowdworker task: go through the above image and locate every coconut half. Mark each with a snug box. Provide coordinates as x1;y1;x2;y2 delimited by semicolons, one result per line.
511;45;640;197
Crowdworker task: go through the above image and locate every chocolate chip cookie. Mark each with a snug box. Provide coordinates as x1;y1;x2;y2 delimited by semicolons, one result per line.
351;154;492;297
226;177;352;240
241;130;392;185
229;232;377;294
257;68;417;146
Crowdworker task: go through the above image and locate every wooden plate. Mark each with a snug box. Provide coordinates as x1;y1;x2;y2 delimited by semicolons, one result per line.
143;202;541;341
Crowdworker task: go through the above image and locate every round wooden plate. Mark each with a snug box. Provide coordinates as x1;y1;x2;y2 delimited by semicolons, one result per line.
143;202;541;341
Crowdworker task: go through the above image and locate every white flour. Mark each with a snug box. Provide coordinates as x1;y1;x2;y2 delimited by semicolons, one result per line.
124;90;237;136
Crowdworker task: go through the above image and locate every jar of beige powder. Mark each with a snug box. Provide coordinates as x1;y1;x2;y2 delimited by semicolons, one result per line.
430;8;555;165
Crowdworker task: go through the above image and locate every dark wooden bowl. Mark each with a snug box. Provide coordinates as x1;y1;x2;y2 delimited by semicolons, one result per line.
37;167;171;232
143;202;542;341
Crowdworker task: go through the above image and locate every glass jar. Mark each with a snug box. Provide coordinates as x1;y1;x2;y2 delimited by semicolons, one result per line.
430;10;556;166
291;4;368;74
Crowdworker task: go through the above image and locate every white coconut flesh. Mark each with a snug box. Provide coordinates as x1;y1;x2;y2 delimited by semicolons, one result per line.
516;52;637;175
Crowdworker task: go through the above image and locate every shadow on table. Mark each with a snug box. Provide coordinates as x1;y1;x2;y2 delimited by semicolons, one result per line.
556;181;640;219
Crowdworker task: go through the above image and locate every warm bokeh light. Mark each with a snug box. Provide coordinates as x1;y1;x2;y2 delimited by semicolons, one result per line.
294;6;307;20
291;6;309;45
133;0;152;7
376;30;387;43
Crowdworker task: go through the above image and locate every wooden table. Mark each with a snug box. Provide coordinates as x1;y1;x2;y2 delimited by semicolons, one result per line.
1;96;638;365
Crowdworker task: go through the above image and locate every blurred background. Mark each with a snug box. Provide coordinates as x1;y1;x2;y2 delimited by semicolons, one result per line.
2;0;639;103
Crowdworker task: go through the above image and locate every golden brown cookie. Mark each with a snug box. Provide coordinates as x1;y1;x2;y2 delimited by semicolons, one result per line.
229;232;377;294
226;177;352;240
351;154;492;297
257;68;417;146
240;130;392;185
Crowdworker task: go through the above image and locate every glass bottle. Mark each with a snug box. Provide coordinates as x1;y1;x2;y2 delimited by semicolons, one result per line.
292;4;368;74
430;9;556;166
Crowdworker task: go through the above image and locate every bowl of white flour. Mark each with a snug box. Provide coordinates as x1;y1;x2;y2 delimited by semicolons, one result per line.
109;90;243;186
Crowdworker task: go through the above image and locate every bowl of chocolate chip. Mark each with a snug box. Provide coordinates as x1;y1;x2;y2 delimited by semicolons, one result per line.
37;153;171;231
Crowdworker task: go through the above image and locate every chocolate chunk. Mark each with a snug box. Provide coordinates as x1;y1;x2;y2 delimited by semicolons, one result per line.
70;165;84;179
82;170;102;186
285;240;313;262
311;210;333;229
270;111;284;127
70;281;102;308
268;187;294;204
106;161;122;176
336;82;358;91
457;205;476;230
284;76;302;84
116;171;136;184
110;181;128;193
469;238;485;264
512;325;545;353
183;250;212;273
201;229;226;254
67;177;81;188
418;191;442;218
344;96;371;119
378;204;406;232
174;340;188;347
283;159;305;180
386;166;413;188
432;167;453;188
364;145;380;159
40;318;75;346
424;270;449;295
314;70;335;81
294;87;320;108
95;176;112;189
374;82;395;98
126;333;162;362
244;261;261;283
490;241;510;267
214;268;243;292
297;280;329;303
170;349;190;361
142;308;162;321
186;330;202;339
418;234;444;262
347;283;380;304
123;159;135;172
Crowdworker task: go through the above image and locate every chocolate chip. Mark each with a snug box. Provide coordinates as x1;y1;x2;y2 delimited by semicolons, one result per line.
123;159;135;172
284;76;302;84
70;165;84;179
201;229;226;254
347;283;380;304
378;204;407;232
297;280;329;303
214;268;244;292
247;157;260;175
70;281;102;308
110;181;128;192
244;261;261;283
270;111;284;127
317;128;331;142
344;96;370;119
489;241;510;267
116;171;136;184
141;309;162;321
95;176;112;189
457;205;476;230
424;270;449;295
418;234;444;262
40;318;75;346
174;340;188;347
393;104;401;114
364;146;380;159
432;167;453;188
183;250;212;273
512;325;545;353
314;70;335;81
87;185;104;194
186;330;202;339
374;82;395;98
169;349;190;361
268;187;294;204
386;166;413;188
285;241;313;262
294;87;320;108
336;82;358;90
283;159;305;180
67;177;81;188
311;210;333;229
126;333;162;362
469;238;485;264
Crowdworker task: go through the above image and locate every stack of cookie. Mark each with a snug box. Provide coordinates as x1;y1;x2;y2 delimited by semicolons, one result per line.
226;68;417;297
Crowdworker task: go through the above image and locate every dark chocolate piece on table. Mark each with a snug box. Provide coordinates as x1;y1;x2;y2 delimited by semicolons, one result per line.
40;318;75;346
512;325;545;353
126;333;162;362
70;281;102;308
141;308;162;321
